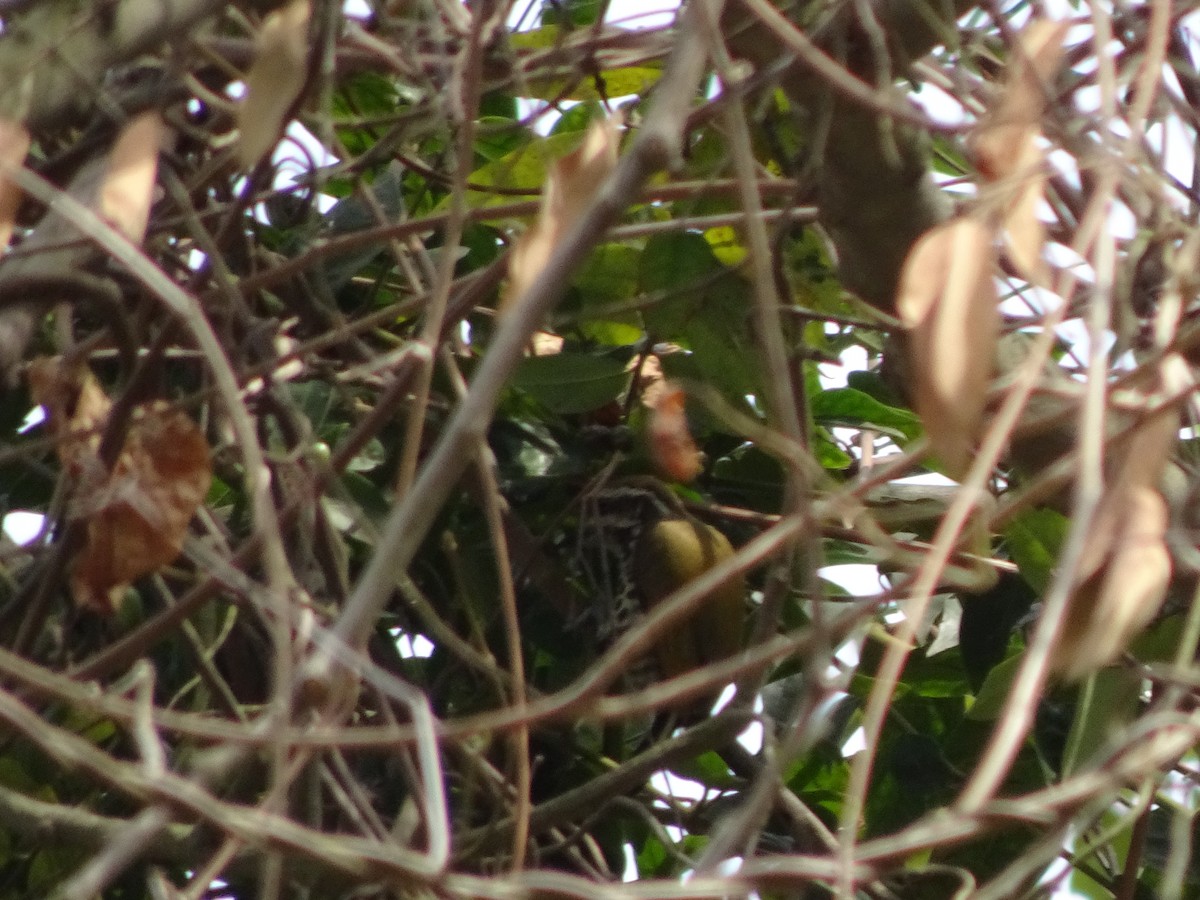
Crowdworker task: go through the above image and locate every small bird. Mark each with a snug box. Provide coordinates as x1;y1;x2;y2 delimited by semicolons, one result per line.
632;515;746;713
572;480;747;730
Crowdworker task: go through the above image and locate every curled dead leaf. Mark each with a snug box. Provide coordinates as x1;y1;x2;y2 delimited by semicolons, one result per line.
970;19;1069;182
1108;389;1180;498
100;111;166;244
896;216;999;479
969;20;1068;281
27;358;211;614
237;0;312;168
648;383;702;483
1002;144;1047;280
502;117;619;313
1053;486;1171;681
28;356;113;473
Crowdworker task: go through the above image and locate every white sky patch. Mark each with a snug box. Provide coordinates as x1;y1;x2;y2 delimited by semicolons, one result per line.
1047;147;1081;191
395;631;435;659
650;767;706;805
1000;278;1069;318
817;343;867;390
912;81;971;129
5;407;49;546
840;725;867;758
509;0;682;134
622;842;639;881
819;563;883;597
1054;318;1114;367
889;471;957;489
226;74;340;220
2;511;44;547
17;404;43;434
274;123;340;215
736;692;765;754
605;1;678;31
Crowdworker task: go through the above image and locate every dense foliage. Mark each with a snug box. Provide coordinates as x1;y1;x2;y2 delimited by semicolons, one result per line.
0;1;1197;897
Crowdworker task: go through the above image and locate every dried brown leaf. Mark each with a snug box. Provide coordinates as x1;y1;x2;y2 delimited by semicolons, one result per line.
896;216;999;479
648;383;702;483
100;111;166;244
971;19;1069;182
237;0;312;168
1077;383;1181;579
27;358;211;614
1003;144;1047;279
1110;397;1180;497
0;119;29;251
28;357;113;474
1054;486;1171;680
502;117;619;313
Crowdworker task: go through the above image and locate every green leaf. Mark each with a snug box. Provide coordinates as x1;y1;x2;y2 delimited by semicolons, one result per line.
636;835;669;877
967;652;1023;720
526;67;662;103
579;318;642;346
1061;669;1141;776
550;101;606;135
711;444;784;512
29;845;89;894
459;131;585;210
815;429;854;470
846;369;905;408
541;0;605;27
704;225;748;266
474;116;529;162
1128;613;1184;664
668;751;740;789
810;388;922;441
640;232;724;318
1004;508;1069;594
573;243;640;305
512;351;632;414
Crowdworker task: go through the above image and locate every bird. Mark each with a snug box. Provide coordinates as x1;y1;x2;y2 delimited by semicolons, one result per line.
632;515;746;691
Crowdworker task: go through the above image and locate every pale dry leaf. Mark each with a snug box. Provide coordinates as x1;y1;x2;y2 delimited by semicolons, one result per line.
637;351;667;409
28;356;113;475
0;118;29;252
1003;143;1047;279
648;382;702;483
1054;485;1171;680
1080;377;1182;565
502;117;620;313
896;216;999;479
1109;395;1180;497
100;111;166;244
971;19;1069;182
26;358;211;614
237;0;312;168
530;331;564;356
